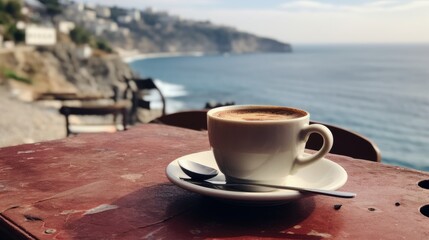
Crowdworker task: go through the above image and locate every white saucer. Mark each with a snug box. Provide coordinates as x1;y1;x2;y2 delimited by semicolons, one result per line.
166;151;348;205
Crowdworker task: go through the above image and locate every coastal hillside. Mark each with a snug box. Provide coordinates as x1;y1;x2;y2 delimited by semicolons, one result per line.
0;0;291;147
61;3;292;54
0;1;292;97
0;0;134;97
104;17;292;54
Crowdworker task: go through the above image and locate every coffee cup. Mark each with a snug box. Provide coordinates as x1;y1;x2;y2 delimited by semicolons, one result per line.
207;105;333;190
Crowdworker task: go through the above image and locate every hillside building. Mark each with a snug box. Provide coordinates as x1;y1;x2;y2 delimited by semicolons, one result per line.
118;15;132;24
77;44;92;59
129;9;140;21
95;6;111;18
16;21;26;30
58;21;75;34
84;10;96;21
25;26;57;46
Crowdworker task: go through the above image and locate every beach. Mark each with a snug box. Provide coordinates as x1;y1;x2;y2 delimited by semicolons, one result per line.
116;48;205;63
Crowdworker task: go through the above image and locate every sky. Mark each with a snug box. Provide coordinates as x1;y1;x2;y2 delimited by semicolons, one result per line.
81;0;429;44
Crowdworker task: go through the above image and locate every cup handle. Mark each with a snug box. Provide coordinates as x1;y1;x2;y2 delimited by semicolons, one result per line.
295;124;333;167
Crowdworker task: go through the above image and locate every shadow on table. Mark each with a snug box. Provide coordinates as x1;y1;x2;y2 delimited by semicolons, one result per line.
63;183;324;239
163;196;320;239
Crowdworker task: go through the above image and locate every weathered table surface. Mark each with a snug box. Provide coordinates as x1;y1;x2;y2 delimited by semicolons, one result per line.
0;124;428;239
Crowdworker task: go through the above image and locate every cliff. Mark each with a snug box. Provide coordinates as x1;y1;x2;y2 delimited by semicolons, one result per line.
0;44;134;100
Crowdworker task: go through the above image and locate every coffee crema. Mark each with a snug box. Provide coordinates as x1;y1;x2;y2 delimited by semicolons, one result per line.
214;108;306;121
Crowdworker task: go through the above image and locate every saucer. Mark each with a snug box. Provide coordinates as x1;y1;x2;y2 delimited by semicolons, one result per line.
166;151;348;205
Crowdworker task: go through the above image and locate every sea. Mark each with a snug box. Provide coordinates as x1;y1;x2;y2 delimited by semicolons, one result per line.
129;44;429;172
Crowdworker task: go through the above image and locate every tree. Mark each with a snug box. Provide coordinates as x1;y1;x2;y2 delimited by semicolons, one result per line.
4;0;21;19
70;26;91;45
38;0;61;18
5;24;25;42
69;26;113;53
96;39;113;53
0;12;12;25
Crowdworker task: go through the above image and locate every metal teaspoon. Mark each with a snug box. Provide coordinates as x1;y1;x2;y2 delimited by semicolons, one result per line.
178;159;356;198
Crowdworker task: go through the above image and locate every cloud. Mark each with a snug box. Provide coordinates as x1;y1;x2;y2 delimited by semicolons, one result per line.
279;0;429;13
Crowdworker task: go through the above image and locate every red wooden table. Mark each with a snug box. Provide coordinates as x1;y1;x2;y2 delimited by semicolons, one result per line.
0;124;428;239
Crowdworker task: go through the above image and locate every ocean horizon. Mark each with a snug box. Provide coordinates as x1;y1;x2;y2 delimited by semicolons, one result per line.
129;44;429;172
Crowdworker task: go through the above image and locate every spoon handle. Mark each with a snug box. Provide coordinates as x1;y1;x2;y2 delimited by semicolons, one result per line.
181;178;356;198
233;182;356;198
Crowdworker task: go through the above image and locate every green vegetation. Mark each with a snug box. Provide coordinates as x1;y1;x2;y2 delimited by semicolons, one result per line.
38;0;62;18
69;26;91;45
0;0;25;41
4;24;24;42
0;11;13;25
1;68;32;84
70;26;113;53
95;39;113;53
0;0;22;24
4;0;21;18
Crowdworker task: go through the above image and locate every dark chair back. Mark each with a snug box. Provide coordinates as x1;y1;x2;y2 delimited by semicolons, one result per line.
150;110;208;131
123;77;166;123
151;110;381;162
307;121;381;162
59;104;127;136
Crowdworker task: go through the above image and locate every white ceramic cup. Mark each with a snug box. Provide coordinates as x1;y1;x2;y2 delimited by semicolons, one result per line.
207;105;333;189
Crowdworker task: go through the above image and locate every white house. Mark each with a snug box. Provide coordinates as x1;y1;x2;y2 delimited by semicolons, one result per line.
118;10;141;24
129;9;140;21
118;15;132;24
107;22;118;32
21;7;29;15
77;44;92;59
84;10;97;20
95;6;110;18
16;21;26;30
58;21;75;34
85;19;117;35
25;26;57;46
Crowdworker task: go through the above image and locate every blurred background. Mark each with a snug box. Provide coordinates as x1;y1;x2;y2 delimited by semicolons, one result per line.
0;0;428;171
